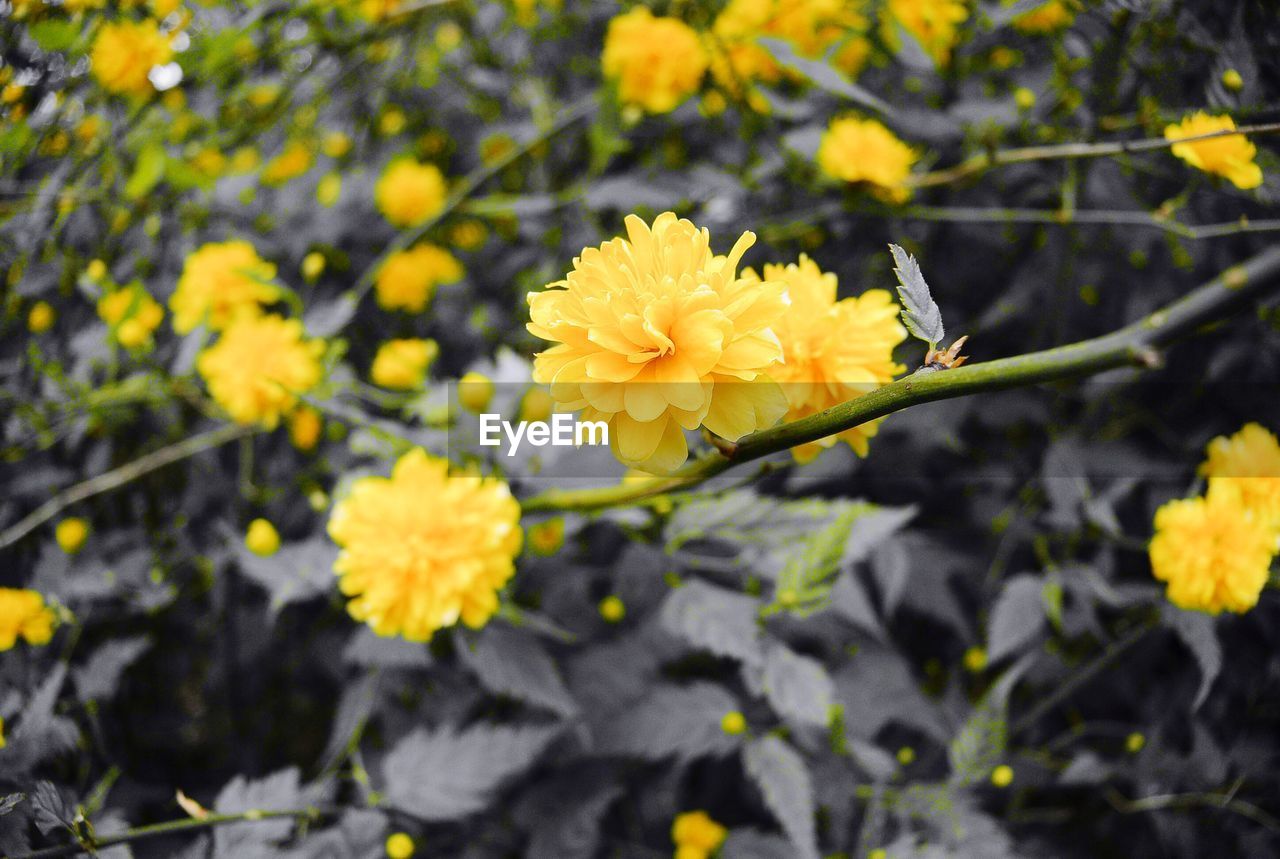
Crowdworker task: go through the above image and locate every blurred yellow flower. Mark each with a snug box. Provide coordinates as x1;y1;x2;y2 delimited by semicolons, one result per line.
1150;480;1276;615
245;519;281;556
190;146;227;178
0;588;57;650
64;0;107;11
598;594;625;622
262;141;315;186
527;212;788;474
230;146;260;174
448;219;488;250
197;314;324;428
882;0;968;67
1222;69;1244;92
171;241;279;333
328;448;522;641
518;386;555;423
458;371;495;413
86;259;108;281
375;158;447;227
56;517;89;554
317;172;342;207
151;0;181;16
371;338;438;389
991;764;1014;787
1011;0;1075;33
301;251;326;281
527;517;565;555
720;710;747;735
289;406;323;451
322;131;352;158
712;0;869;93
601;7;708;114
1164;113;1263;190
355;0;404;20
99;285;164;349
379;107;407;136
385;832;415;859
91;20;173;96
817;116;917;201
76;114;106;143
1200;422;1280;534
27;301;55;333
375;244;462;312
746;255;905;461
963;645;987;672
672;811;726;856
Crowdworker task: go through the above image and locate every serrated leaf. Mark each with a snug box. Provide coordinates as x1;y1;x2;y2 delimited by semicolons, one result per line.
593;682;739;762
830;571;883;638
948;655;1032;788
213;768;301;856
382;724;560;820
744;736;818;859
756;37;894;116
987;575;1047;663
74;637;151;703
761;643;834;729
459;625;577;717
30;782;73;837
888;244;945;347
660;580;763;666
842;505;917;566
769;505;866;616
237;539;336;615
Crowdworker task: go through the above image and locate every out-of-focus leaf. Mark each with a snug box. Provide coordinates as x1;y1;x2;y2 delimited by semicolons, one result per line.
660;580;763;666
756;37;894;116
302;293;359;338
830;571;884;638
1163;606;1221;709
768;504;865;616
744;736;818;859
125;142;167;200
237;539;335;614
593;682;739;762
842;505;918;566
74;636;151;703
987;574;1047;663
30;782;73;837
761;642;834;729
835;645;950;741
723;829;796;859
29;19;79;51
948;656;1031;787
889;244;946;347
382;724;560;821
459;624;577;717
341;627;432;669
213;768;301;857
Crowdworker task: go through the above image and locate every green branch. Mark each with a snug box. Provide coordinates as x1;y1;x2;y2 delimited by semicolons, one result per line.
521;244;1280;513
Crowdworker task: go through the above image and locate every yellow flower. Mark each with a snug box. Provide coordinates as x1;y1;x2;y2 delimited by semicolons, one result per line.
385;832;415;859
301;252;326;282
817;116;917;201
90;20;173;96
289;406;323;451
317;172;342;207
720;710;747;735
356;0;404;20
1200;422;1280;533
1222;69;1244;92
245;519;281;556
1165;113;1263;190
328;448;522;641
448;219;488;250
1125;732;1145;754
601;7;708;114
262;141;315;186
1150;481;1276;615
518;386;555;423
374;244;462;312
0;589;57;650
1010;0;1076;33
963;645;987;672
457;371;495;413
322;131;352;158
64;0;107;11
527;212;789;474
99;285;164;349
990;764;1014;787
27;300;55;333
151;0;181;16
379;107;406;136
711;0;869;93
197;314;324;428
747;255;906;461
56;518;90;554
672;811;727;853
598;594;626;622
527;517;565;555
882;0;968;67
171;241;279;333
371;338;438;389
375;158;447;227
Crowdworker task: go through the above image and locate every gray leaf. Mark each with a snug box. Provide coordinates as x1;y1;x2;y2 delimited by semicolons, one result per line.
459;625;577;717
744;736;818;859
987;575;1047;663
660;580;763;666
888;244;945;347
74;637;151;703
593;682;739;762
761;643;834;729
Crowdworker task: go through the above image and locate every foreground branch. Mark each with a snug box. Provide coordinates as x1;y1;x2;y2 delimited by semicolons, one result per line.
521;245;1280;513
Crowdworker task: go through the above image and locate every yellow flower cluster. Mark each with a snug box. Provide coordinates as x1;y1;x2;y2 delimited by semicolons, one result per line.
375;158;448;227
1164;113;1263;190
745;255;906;461
99;284;164;349
671;811;726;859
371;338;438;389
328;448;522;641
375;244;463;312
1150;423;1280;614
0;588;57;650
817;116;917;201
261;141;315;186
602;7;708;114
170;241;279;333
91;19;173;96
883;0;969;67
527;212;790;474
197;314;324;428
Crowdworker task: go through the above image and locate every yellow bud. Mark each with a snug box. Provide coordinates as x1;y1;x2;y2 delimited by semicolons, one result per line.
896;746;915;765
322;131;352;158
317;172;342;207
963;646;988;673
245;519;280;557
1222;68;1243;91
55;518;89;554
435;22;463;51
1125;732;1145;754
457;372;494;413
990;764;1014;787
27;301;55;334
379;108;406;136
720;710;747;735
289;406;323;451
598;595;626;623
301;252;325;282
528;517;565;556
1014;87;1036;110
86;259;108;281
385;832;414;859
518;387;554;423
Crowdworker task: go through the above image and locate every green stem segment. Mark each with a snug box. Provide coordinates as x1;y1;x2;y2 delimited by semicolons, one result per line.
521;245;1280;513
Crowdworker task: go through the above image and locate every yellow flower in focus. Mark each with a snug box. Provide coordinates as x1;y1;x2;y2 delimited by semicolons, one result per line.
91;20;173;96
1200;422;1280;534
882;0;968;67
1150;481;1276;615
672;811;727;854
171;241;279;333
375;158;447;227
56;518;90;554
245;519;281;556
371;338;438;389
328;448;522;641
1011;0;1076;33
817;116;917;201
385;832;415;859
0;589;57;650
601;7;708;114
28;301;55;333
1164;113;1263;190
289;406;323;451
262;141;315;186
99;285;164;349
197;314;324;428
374;244;462;312
748;255;906;461
527;212;789;474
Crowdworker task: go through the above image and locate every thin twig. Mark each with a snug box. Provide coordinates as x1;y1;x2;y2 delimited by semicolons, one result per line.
895;205;1280;240
1105;787;1280;833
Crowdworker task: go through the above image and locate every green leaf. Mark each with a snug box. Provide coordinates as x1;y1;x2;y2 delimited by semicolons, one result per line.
459;624;578;717
756;37;895;116
594;682;740;762
760;642;834;729
125;142;167;201
744;736;819;859
888;244;946;348
767;504;866;616
29;19;80;52
948;657;1030;787
661;580;763;665
382;724;560;820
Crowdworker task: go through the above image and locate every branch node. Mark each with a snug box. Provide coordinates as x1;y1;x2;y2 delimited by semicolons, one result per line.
1128;345;1163;369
